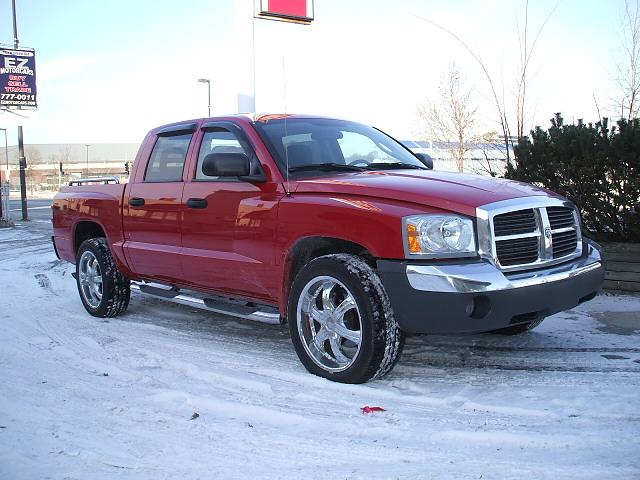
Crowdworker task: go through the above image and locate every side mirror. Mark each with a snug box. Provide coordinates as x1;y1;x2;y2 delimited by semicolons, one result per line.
202;152;250;177
415;153;433;170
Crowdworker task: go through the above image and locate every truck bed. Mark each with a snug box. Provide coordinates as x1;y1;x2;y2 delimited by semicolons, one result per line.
52;183;127;265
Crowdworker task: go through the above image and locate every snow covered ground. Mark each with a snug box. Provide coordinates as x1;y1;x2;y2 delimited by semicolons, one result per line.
1;215;639;480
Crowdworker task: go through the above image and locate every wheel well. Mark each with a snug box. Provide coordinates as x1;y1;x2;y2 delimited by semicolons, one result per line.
74;221;106;253
282;237;374;313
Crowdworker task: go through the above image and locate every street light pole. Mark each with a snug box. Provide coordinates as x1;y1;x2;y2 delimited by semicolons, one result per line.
12;0;28;221
85;144;90;177
197;78;211;117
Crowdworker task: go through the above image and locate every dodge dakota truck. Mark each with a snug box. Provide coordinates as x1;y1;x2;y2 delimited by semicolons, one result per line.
52;114;605;383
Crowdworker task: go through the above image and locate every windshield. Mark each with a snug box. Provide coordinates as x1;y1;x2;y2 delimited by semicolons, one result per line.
252;117;427;176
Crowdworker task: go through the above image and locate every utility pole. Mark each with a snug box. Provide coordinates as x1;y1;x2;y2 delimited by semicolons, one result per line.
197;78;211;117
85;144;90;176
12;0;28;221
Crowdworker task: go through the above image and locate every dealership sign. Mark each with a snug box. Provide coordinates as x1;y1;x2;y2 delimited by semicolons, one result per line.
0;48;37;108
258;0;314;23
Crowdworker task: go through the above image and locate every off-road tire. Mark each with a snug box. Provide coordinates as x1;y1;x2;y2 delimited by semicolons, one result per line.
76;238;130;317
288;254;405;383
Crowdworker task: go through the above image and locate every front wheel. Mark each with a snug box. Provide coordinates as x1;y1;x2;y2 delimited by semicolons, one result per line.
76;238;130;318
288;254;404;383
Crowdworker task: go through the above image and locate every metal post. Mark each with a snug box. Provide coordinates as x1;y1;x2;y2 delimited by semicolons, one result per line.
0;128;8;222
12;0;19;49
0;128;8;184
12;0;28;220
252;12;257;113
0;183;8;224
18;126;27;220
85;144;90;177
2;129;8;175
197;78;211;117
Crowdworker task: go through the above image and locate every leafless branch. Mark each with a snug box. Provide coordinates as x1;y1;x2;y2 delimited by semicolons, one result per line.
615;0;640;120
413;2;558;165
417;63;478;172
411;13;512;164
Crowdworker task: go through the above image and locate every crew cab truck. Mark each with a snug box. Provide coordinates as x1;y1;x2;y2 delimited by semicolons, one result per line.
52;114;605;383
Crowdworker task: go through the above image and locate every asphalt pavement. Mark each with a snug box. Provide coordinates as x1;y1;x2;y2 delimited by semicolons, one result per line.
8;198;53;222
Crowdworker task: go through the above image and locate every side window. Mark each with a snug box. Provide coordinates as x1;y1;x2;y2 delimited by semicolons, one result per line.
196;128;252;180
144;133;192;182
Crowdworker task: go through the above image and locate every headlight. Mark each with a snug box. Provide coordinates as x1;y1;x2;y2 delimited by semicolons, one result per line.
403;214;477;258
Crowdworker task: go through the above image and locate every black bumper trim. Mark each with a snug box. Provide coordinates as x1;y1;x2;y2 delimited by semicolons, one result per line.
377;247;605;335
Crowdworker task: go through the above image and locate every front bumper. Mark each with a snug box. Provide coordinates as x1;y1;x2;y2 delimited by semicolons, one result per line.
377;240;605;334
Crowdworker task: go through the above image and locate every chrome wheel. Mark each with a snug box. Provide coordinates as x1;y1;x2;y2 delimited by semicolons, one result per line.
296;275;363;372
78;250;103;309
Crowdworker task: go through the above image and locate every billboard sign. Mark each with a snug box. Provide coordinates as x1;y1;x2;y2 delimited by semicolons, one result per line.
0;48;37;108
258;0;314;23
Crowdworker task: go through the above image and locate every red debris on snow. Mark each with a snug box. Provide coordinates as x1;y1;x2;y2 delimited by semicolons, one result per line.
361;406;386;414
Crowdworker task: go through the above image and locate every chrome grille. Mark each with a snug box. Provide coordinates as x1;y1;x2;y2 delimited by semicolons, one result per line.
547;207;575;229
495;237;539;266
477;198;583;272
493;209;537;236
552;230;578;258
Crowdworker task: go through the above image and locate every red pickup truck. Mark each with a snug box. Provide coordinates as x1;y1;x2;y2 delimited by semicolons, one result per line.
52;114;604;383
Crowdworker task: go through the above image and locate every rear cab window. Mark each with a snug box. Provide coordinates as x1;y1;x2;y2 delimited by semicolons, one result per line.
144;133;193;182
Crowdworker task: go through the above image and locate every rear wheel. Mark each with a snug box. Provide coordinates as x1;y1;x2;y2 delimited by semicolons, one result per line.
76;238;130;317
288;254;404;383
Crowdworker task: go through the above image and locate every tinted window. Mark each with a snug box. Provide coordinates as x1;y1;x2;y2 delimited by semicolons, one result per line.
253;118;424;175
144;133;192;182
195;129;252;180
338;131;397;164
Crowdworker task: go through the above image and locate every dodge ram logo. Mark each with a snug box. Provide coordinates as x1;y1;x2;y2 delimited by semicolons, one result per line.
544;227;552;240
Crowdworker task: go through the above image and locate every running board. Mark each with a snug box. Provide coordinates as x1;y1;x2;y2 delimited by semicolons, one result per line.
130;282;282;325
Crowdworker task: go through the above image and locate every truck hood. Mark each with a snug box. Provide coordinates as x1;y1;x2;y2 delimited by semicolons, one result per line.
293;170;555;216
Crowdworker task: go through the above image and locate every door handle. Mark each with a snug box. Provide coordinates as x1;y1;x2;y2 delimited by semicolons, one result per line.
186;198;208;209
129;197;145;207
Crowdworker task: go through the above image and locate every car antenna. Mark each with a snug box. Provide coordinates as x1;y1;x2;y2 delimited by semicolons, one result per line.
283;56;291;196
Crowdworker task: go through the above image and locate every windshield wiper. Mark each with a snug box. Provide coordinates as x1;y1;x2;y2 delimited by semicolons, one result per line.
288;163;366;173
363;162;427;170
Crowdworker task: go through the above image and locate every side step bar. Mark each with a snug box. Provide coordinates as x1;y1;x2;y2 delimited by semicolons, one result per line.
130;282;282;325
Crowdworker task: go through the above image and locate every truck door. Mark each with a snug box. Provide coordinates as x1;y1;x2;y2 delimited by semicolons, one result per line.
123;123;196;283
180;121;282;303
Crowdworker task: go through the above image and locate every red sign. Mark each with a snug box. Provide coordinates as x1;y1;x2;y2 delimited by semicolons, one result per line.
258;0;314;23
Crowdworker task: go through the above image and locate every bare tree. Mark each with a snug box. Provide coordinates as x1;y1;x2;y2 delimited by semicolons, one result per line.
615;0;640;120
514;1;558;138
418;63;477;172
57;145;74;168
414;1;558;165
472;131;508;177
24;146;42;165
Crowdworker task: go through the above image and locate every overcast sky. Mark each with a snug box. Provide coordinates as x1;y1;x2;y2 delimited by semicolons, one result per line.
0;0;627;146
